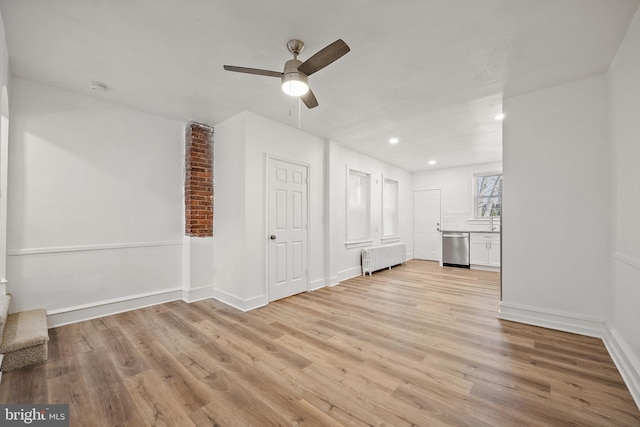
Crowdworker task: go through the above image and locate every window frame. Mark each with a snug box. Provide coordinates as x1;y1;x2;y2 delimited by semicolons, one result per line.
472;171;502;218
345;167;372;247
381;176;399;241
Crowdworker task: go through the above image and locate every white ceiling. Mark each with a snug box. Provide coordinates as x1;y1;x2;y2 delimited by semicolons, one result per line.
1;0;637;171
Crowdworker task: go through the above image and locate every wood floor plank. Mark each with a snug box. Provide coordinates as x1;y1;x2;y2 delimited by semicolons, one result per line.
0;260;638;426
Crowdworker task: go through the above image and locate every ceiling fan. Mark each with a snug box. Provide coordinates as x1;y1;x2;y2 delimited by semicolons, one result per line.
223;39;350;109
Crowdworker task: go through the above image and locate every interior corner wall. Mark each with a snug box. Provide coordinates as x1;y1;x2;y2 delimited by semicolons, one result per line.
211;112;248;307
500;75;609;336
329;143;413;282
213;111;325;310
608;5;640;407
183;236;214;302
243;112;325;303
6;78;185;323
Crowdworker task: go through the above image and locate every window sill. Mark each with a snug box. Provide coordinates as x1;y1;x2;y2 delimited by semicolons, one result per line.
381;236;400;244
345;240;373;249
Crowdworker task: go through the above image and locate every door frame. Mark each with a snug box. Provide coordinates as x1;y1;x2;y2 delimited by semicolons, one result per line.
265;154;311;302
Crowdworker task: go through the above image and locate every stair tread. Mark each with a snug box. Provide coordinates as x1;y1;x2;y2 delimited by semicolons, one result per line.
0;309;49;353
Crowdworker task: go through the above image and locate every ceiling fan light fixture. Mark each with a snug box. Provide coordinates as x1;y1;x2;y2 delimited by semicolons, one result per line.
281;78;309;96
281;58;309;97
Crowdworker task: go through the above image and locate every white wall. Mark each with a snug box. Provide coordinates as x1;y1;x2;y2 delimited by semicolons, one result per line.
412;161;502;231
7;78;185;324
608;6;640;407
183;236;214;302
212;113;247;304
0;9;11;294
329;142;413;282
500;75;610;335
214;111;325;310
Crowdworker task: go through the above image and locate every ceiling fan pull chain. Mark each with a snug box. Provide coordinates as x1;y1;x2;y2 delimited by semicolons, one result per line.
298;97;301;129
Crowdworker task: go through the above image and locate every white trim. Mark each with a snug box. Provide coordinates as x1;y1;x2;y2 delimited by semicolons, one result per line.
213;288;267;312
345;240;373;249
8;240;183;256
309;278;326;291
329;275;340;287
497;301;605;338
338;266;362;282
613;252;640;271
381;236;400;244
470;264;500;272
603;328;640;410
182;285;214;303
382;175;399;238
47;288;183;328
346;165;371;243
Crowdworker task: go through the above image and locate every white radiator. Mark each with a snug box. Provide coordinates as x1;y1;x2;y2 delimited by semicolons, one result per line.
361;243;407;276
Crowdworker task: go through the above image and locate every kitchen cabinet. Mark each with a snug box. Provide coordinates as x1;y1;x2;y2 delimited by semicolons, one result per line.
470;233;500;269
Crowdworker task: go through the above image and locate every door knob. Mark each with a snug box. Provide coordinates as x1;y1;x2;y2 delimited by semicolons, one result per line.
270;235;277;240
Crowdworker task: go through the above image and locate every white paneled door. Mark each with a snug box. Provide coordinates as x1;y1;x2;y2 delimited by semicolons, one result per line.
268;157;309;302
413;189;441;261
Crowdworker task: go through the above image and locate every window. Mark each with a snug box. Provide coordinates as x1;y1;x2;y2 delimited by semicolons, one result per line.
474;173;502;217
347;169;370;242
382;178;398;237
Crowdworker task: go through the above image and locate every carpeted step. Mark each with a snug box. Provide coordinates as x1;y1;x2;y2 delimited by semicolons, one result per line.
0;308;49;371
0;294;11;340
0;294;10;379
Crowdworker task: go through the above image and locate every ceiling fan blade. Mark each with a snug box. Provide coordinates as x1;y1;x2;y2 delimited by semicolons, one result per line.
223;65;282;78
297;39;350;76
301;88;319;109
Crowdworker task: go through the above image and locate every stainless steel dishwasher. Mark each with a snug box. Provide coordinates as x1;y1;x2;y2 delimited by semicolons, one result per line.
442;232;470;268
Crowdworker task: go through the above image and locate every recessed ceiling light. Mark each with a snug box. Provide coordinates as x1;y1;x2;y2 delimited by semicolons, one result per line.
389;137;399;144
494;113;505;121
428;160;437;165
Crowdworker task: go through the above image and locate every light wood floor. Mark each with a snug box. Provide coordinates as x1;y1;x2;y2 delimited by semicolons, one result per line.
1;260;639;426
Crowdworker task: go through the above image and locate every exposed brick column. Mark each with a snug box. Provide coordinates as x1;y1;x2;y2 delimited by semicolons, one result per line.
185;122;213;237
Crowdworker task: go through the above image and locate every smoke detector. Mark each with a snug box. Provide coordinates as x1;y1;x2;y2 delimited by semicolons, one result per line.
89;82;107;93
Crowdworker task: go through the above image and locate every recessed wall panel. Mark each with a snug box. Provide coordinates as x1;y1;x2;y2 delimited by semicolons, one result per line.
292;241;302;280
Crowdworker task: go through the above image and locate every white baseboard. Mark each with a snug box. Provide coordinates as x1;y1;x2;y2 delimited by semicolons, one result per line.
182;285;214;303
471;264;500;272
497;301;640;409
47;288;183;328
338;266;362;282
309;278;325;291
212;288;267;312
603;327;640;410
497;301;606;338
329;276;340;287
